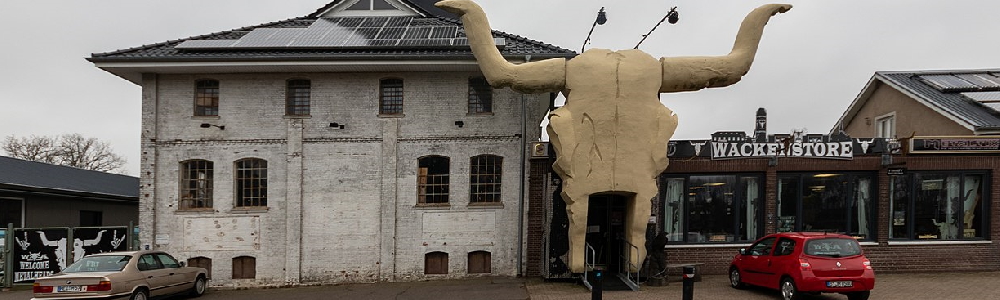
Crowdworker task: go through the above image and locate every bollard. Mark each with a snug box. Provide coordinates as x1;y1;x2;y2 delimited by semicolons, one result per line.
682;266;695;300
592;268;603;300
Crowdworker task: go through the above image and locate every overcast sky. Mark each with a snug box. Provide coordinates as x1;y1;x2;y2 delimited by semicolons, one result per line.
2;0;998;176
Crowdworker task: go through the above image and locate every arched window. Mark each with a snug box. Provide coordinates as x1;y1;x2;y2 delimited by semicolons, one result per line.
194;79;219;116
180;160;214;209
187;257;212;279
286;79;311;116
467;251;491;274
232;256;256;279
418;156;450;204
424;252;448;275
468;77;493;113
379;78;404;115
234;158;267;207
470;155;502;203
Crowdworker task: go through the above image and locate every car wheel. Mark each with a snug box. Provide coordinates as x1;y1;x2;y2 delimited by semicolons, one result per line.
129;289;149;300
780;277;801;300
729;267;746;289
189;275;207;297
847;291;871;300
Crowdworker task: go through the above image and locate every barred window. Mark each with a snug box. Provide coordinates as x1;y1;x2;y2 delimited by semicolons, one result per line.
379;78;404;115
286;79;311;116
468;77;493;113
417;156;449;204
235;158;267;207
470;155;502;203
195;80;219;116
180;160;213;209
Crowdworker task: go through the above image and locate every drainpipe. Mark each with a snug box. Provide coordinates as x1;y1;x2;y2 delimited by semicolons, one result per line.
516;55;532;276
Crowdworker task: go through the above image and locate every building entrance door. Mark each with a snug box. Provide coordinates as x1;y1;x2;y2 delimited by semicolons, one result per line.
584;194;632;290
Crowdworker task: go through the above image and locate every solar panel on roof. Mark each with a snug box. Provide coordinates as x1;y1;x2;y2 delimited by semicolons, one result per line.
361;17;389;27
430;27;458;39
920;75;978;92
403;27;432;39
376;27;406;39
175;40;239;49
957;74;1000;89
963;92;1000;102
386;17;412;26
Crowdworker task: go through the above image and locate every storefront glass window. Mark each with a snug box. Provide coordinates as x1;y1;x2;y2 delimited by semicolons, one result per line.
892;172;986;240
776;173;875;240
661;174;763;243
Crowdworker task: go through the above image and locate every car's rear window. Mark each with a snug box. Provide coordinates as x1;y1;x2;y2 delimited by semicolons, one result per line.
804;238;862;257
63;255;131;273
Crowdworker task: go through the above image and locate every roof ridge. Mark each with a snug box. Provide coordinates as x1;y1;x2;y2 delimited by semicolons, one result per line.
433;16;576;55
307;0;433;19
91;17;311;58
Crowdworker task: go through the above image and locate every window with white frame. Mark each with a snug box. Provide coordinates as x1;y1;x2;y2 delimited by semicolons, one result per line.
875;113;895;138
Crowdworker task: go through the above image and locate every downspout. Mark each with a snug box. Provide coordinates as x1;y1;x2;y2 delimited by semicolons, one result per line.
516;55;532;276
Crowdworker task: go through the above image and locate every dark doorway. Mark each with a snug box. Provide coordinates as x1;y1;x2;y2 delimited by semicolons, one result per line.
585;194;628;274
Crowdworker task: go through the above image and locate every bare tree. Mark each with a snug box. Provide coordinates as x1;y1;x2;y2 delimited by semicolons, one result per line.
2;134;127;173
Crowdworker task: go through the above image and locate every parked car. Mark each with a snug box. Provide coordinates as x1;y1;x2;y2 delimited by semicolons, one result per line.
31;250;207;300
728;232;875;300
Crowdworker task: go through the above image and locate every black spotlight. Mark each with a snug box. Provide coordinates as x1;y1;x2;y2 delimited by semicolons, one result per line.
596;8;608;25
667;10;679;24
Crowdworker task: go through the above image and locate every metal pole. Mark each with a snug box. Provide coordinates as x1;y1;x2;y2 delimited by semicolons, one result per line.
4;223;12;289
682;266;695;300
591;268;603;300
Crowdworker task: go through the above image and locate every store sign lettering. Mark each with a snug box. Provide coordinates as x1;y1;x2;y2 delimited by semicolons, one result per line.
911;137;1000;153
712;141;854;159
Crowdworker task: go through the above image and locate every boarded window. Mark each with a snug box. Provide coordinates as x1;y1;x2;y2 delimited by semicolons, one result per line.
468;77;493;113
188;257;213;278
232;256;256;279
424;252;448;275
180;160;214;209
467;251;491;274
379;78;404;115
195;79;219;116
235;158;267;207
286;79;311;116
418;156;450;204
469;155;502;203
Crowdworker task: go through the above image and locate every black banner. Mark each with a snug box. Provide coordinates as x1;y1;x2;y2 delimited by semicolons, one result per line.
11;229;67;283
910;137;1000;153
72;227;129;264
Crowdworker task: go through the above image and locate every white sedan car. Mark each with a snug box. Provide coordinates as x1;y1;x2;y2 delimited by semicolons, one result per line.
31;250;207;300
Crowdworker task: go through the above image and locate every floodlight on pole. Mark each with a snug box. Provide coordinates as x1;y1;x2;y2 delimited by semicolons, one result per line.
635;6;679;50
581;7;607;53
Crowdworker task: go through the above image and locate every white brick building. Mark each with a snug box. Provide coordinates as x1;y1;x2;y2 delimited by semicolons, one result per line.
89;0;573;286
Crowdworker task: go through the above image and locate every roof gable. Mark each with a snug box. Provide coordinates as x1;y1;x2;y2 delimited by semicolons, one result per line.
317;0;421;17
834;69;1000;135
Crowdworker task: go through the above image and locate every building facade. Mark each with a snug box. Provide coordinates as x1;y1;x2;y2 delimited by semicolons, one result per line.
89;0;574;286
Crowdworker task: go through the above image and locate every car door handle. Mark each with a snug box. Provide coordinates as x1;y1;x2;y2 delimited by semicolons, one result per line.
169;273;175;276
147;276;153;279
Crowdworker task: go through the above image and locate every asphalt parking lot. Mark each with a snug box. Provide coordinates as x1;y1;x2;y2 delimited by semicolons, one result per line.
3;271;999;300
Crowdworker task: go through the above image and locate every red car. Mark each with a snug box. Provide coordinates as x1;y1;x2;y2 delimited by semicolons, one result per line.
729;232;875;300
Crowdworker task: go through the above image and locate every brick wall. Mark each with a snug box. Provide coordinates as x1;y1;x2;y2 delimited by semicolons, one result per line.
531;153;1000;277
143;71;550;286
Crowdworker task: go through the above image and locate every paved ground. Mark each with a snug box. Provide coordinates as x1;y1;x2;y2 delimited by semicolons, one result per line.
3;271;1000;300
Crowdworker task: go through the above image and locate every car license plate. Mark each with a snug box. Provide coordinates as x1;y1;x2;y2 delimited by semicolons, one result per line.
57;285;82;292
826;281;853;288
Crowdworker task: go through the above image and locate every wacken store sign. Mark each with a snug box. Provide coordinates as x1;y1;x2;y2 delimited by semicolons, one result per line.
667;132;890;160
711;141;855;159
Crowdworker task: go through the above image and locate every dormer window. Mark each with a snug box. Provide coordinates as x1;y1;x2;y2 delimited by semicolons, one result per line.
347;0;397;10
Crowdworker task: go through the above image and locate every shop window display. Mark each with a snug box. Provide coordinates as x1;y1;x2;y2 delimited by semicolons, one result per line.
776;173;874;240
660;174;763;243
890;172;986;240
